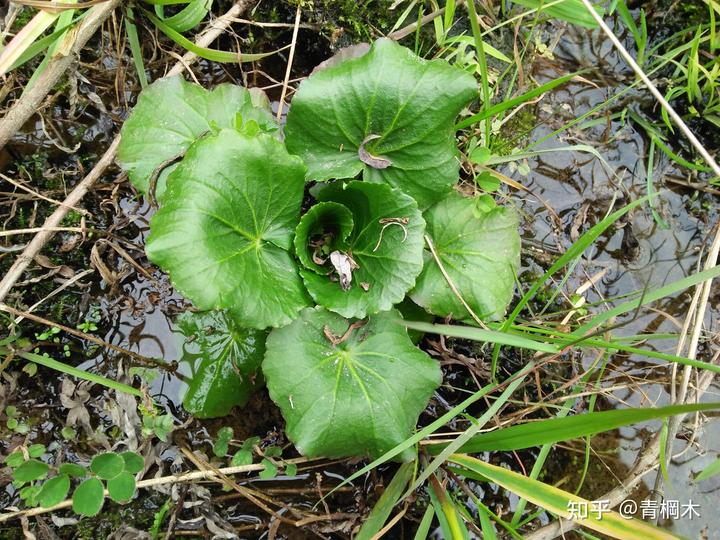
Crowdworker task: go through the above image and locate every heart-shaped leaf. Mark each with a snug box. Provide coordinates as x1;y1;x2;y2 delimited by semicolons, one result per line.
284;38;477;208
118;76;276;198
263;308;441;460
146;129;311;329
177;310;266;418
411;192;520;322
299;182;425;319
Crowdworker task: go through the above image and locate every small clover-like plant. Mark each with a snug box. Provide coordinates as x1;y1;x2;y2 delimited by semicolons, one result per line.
117;39;521;461
6;448;144;516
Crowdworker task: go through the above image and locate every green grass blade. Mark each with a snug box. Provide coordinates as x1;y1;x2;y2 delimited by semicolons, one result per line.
573;265;720;336
413;504;435;540
125;8;149;88
428;476;470;540
695;457;720;482
456;72;580;129
537;333;720;374
652;135;712;173
8;16;83;72
450;454;683;540
23;1;78;92
429;402;720;454
144;10;288;62
507;195;648;323
404;362;534;498
17;351;142;397
478;504;498;540
0;9;60;76
322;375;509;502
466;0;491;142
356;462;414;540
512;0;604;28
401;321;559;353
646;138;670;229
163;0;212;33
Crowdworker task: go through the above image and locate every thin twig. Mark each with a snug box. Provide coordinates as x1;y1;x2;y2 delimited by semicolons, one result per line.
578;0;720;177
0;173;90;216
276;4;301;123
0;226;86;237
0;303;176;372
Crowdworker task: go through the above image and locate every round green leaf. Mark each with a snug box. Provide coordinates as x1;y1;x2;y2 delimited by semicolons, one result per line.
107;472;136;503
177;310;266;418
37;474;70;507
120;452;145;475
146;129;310;329
90;453;124;480
118;76;276;198
72;477;105;517
5;451;25;468
285;38;477;209
294;202;354;274
13;459;49;482
59;463;87;478
300;182;425;319
213;426;234;457
263;308;441;460
411;192;521;322
27;444;46;458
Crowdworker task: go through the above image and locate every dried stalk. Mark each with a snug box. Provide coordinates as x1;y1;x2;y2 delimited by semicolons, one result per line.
0;0;122;150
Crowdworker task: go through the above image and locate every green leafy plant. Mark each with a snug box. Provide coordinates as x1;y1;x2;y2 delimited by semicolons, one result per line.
117;38;521;461
6;448;144;516
284;38;477;209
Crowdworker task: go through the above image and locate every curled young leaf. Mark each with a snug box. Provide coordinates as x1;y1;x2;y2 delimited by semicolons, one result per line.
146;129;311;329
263;308;441;460
285;38;477;208
300;182;425;319
117;76;276;199
411;192;521;322
177;311;266;419
294;202;354;275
